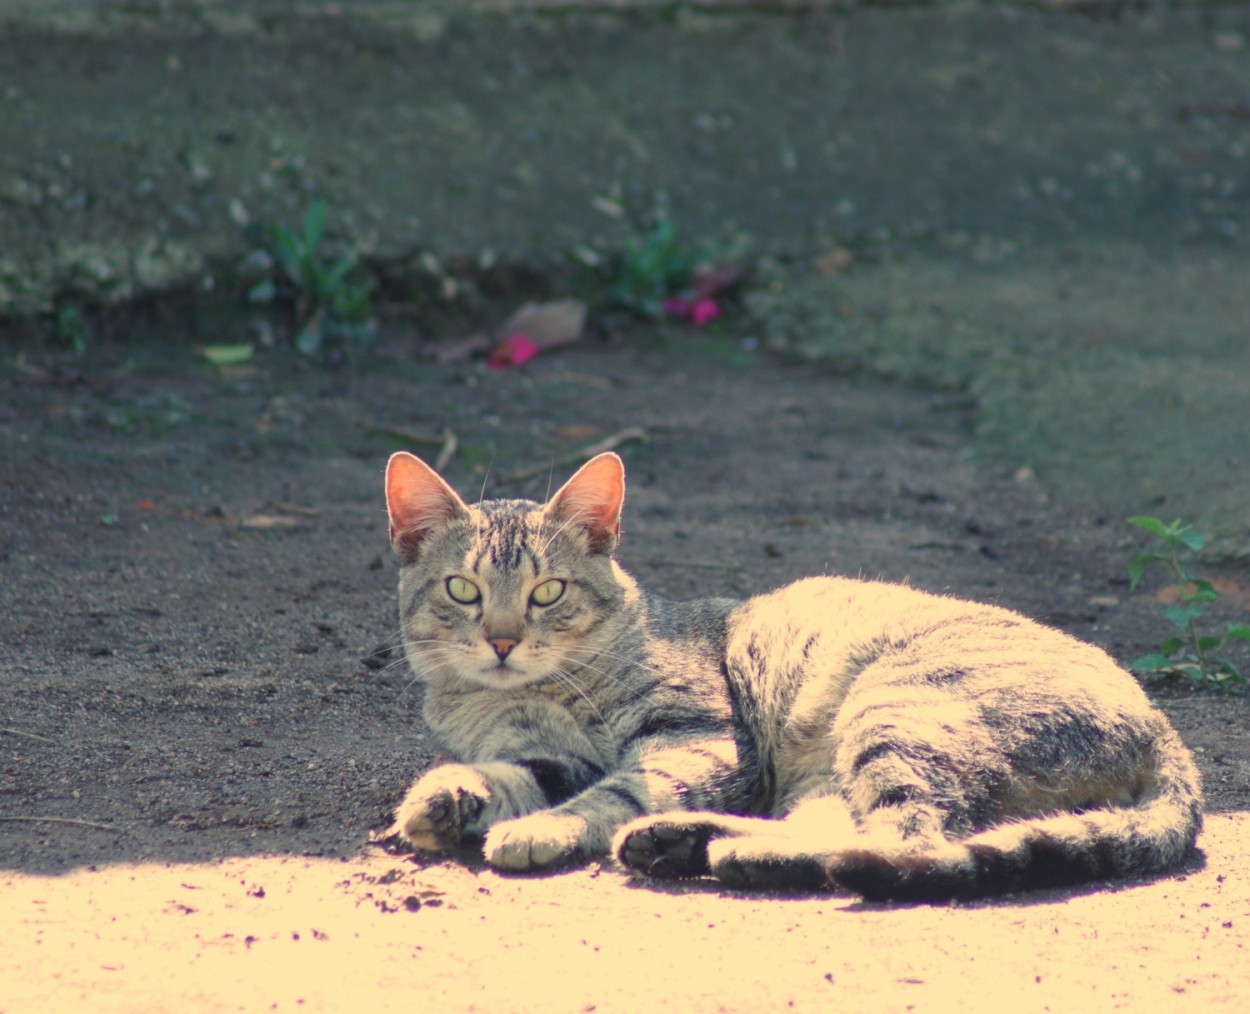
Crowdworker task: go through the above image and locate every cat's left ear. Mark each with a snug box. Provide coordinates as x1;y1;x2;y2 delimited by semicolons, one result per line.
545;452;625;555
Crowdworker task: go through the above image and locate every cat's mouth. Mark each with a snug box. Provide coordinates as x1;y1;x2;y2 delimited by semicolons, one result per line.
467;654;556;690
479;658;528;681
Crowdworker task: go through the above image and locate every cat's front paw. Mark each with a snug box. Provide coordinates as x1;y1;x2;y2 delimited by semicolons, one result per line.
389;764;489;852
484;811;591;872
613;816;714;878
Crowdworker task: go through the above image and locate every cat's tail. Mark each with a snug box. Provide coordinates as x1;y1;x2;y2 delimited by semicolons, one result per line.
828;727;1204;902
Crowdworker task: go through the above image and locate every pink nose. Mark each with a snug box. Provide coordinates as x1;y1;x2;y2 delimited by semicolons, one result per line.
489;637;518;660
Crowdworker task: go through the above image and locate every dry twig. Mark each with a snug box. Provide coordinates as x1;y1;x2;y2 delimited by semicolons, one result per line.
494;427;648;486
434;429;458;472
1;728;54;744
0;816;115;831
359;421;447;447
360;421;459;471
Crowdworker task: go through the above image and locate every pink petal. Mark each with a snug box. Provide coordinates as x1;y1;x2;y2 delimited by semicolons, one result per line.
487;333;540;370
689;298;722;327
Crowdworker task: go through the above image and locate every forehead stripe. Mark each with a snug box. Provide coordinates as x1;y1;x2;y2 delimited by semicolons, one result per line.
462;504;543;574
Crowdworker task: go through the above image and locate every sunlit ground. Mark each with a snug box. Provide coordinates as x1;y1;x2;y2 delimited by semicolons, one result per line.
3;812;1247;1012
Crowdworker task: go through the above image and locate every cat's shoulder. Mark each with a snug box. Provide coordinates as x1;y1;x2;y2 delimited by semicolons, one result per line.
731;573;1039;641
742;574;967;613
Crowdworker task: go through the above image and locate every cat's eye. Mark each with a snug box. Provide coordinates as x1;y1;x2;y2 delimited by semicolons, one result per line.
446;576;481;605
530;579;566;607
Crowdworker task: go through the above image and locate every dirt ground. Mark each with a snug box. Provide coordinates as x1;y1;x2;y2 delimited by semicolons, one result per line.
2;315;1248;1011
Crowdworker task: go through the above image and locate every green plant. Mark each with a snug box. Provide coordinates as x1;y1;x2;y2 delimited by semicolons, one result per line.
54;302;90;355
608;217;704;319
257;198;374;356
1127;516;1250;692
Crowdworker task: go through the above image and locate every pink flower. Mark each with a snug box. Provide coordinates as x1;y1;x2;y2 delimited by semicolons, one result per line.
662;295;721;326
487;333;540;370
688;297;721;327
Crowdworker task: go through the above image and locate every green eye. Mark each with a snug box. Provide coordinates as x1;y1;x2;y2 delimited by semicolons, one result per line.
530;579;565;607
446;576;481;604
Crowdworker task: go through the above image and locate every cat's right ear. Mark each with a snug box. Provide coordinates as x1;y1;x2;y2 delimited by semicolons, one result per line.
385;452;469;562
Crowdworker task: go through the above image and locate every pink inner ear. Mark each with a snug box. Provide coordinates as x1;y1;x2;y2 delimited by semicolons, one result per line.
385;452;467;543
548;453;625;545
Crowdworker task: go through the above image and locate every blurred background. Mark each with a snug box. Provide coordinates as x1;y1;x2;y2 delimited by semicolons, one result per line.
2;0;1248;546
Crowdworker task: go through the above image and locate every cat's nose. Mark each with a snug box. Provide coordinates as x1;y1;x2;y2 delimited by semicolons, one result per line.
489;637;519;661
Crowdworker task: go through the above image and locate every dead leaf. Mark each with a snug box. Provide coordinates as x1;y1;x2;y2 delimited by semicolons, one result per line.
433;333;493;364
240;514;306;531
197;343;255;367
689;263;747;300
271;503;321;518
498;299;586;351
1151;578;1250;607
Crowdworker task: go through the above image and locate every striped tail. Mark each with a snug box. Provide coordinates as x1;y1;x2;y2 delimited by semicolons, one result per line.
828;732;1203;902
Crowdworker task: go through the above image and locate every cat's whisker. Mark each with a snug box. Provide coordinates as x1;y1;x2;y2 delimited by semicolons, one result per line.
400;641;469;683
542;653;634;698
543;665;607;724
540;652;667;714
477;454;495;505
537;500;608;555
554;643;673;682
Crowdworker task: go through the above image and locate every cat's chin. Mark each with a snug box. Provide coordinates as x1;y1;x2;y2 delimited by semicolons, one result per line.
464;661;546;691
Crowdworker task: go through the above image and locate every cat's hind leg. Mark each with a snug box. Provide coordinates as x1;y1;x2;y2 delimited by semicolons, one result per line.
703;794;857;891
615;796;857;891
614;811;770;879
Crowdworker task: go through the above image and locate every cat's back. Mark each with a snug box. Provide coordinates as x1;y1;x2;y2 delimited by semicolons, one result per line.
722;575;1178;819
725;575;1159;753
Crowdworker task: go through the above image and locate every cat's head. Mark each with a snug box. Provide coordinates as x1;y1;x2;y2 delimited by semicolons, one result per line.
384;451;631;690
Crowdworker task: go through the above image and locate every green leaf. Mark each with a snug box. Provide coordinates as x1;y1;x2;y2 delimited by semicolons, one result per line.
1196;635;1223;653
331;279;372;322
271;224;302;264
198;343;255;367
1163;602;1204;628
294;312;325;356
1158;636;1186;656
1224;624;1250;641
1127;516;1170;539
1176;527;1206;553
1177;664;1208;688
246;278;277;304
1130;653;1176;672
1187;579;1219;603
1127;552;1167;591
1213;661;1245;688
302;198;327;251
324;252;358;292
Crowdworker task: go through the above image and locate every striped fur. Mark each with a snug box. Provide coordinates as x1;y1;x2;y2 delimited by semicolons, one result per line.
383;451;1202;901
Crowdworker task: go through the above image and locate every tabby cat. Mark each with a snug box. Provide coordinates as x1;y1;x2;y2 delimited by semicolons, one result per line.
382;450;1201;901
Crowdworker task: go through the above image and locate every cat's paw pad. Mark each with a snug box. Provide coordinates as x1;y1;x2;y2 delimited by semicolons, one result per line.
389;765;488;852
613;817;714;878
484;812;589;871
